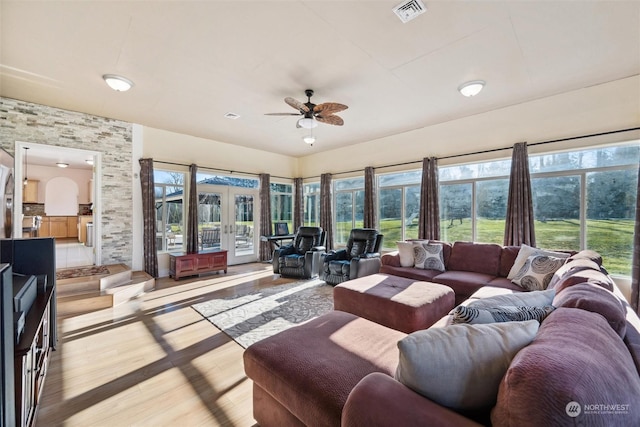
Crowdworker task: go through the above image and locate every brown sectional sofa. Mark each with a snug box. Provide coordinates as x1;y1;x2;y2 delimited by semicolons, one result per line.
379;241;525;305
244;245;640;426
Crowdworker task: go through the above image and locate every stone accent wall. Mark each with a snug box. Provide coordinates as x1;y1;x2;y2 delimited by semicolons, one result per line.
0;97;133;267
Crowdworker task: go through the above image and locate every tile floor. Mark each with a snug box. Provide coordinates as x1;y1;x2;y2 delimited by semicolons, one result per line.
55;238;95;269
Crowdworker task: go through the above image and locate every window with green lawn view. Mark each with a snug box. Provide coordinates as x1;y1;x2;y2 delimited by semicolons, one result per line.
378;170;422;250
271;182;293;235
304;182;320;227
334;177;365;246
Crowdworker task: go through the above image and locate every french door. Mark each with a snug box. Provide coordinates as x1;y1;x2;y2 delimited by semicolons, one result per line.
197;185;259;265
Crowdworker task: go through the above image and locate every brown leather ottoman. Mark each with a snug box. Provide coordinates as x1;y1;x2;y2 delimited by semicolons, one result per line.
333;273;455;333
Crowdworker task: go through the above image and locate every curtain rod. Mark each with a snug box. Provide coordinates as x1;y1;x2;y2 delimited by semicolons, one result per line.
303;126;640;179
151;160;291;180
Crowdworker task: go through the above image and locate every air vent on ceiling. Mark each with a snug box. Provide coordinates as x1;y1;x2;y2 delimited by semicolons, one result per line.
224;112;240;119
393;0;426;23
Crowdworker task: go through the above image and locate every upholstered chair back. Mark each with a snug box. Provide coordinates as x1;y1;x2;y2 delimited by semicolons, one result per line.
293;226;325;254
346;228;382;259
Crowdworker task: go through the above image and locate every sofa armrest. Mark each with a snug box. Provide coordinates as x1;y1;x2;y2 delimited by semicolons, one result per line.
381;251;401;267
311;245;326;252
342;373;483;427
349;257;382;279
323;249;348;263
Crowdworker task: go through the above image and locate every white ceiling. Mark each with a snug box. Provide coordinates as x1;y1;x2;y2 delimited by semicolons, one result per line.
1;1;639;160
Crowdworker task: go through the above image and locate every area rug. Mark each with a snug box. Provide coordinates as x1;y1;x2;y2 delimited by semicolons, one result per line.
192;279;333;348
56;265;110;280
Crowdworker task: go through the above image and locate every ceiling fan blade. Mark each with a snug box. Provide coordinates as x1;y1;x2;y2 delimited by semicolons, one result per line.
285;97;310;113
265;112;302;116
314;102;348;115
316;115;344;126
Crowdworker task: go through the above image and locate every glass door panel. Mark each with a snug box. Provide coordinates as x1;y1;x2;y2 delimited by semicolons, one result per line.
232;191;256;263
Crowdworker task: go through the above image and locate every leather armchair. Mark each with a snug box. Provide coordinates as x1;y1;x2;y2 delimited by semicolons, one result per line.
322;228;383;286
273;226;326;279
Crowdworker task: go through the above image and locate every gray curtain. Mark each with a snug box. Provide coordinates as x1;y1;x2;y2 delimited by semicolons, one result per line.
186;164;199;253
320;173;333;250
504;142;536;247
418;157;440;240
259;173;272;261
631;160;640;314
364;166;376;228
293;177;304;231
139;158;158;277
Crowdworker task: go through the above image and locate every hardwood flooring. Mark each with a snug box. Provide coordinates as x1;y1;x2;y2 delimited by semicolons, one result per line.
35;263;298;427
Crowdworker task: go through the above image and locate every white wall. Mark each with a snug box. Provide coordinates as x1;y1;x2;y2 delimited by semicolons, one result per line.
298;76;640;177
25;164;92;204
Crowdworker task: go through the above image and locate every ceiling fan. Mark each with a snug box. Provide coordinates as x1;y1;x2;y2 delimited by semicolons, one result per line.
265;89;348;128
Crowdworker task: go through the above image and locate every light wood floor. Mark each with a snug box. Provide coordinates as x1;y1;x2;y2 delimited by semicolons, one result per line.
35;263;298;427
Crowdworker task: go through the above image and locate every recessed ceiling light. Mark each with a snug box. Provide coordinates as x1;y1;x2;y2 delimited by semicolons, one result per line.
458;80;485;97
103;74;134;91
86;159;94;165
56;162;69;168
224;112;240;119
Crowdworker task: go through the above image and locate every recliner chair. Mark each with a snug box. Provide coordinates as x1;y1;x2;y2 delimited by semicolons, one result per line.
273;226;326;279
322;228;383;286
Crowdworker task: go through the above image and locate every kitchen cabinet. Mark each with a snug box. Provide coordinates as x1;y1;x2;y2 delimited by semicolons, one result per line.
23;180;39;203
39;217;78;239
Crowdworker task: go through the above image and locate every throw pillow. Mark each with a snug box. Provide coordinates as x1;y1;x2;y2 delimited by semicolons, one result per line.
511;254;565;291
507;244;569;279
395;320;539;410
450;305;555;325
412;242;445;271
469;288;556;309
396;241;417;267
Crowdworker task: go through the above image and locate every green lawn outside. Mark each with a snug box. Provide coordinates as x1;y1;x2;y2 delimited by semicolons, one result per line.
368;218;634;276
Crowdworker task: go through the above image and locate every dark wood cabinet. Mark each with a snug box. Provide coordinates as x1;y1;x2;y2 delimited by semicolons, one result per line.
169;250;228;280
14;287;53;427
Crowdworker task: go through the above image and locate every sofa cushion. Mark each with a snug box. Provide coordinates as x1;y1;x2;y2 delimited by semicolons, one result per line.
510;254;565;291
553;283;627;337
492;308;640;426
498;246;521;278
396;241;416;267
433;270;498;305
450;305;555;325
379;265;442;282
548;258;615;292
507;244;569;279
413;242;445;271
447;241;502;276
395;320;539;411
468;288;556;308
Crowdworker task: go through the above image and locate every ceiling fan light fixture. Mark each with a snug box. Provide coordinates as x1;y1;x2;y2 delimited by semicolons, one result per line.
303;135;316;145
458;80;485;97
297;117;318;129
103;74;134;92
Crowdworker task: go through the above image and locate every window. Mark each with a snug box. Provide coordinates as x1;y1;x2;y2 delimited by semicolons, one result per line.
154;170;185;252
304;183;320;227
334;177;365;246
378;170;421;250
271;182;293;235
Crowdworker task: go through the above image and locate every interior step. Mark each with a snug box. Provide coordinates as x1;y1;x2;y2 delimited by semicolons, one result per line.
57;265;155;317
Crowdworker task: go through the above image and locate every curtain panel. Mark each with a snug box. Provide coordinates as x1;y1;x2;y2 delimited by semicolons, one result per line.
293;177;304;231
364;167;376;228
504;142;536;246
186;164;199;253
418;157;440;240
139;158;158;277
320;173;333;250
631;161;640;314
259;174;272;261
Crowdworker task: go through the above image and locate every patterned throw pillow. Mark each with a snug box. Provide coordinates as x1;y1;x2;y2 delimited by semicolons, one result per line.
511;254;565;291
413;242;445;271
507;244;569;279
450;305;555;324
